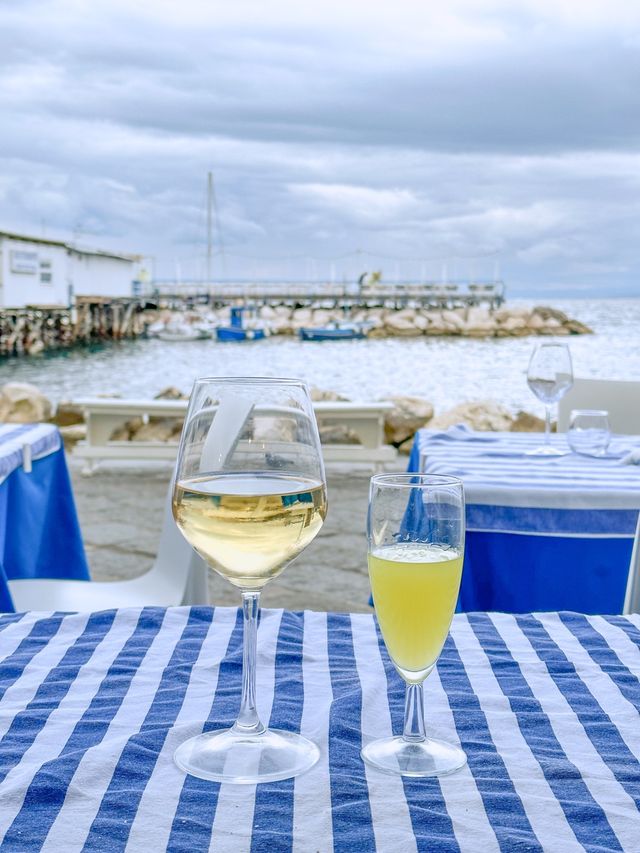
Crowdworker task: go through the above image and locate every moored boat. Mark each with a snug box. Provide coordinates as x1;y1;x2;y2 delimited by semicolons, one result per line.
216;306;267;342
299;323;368;341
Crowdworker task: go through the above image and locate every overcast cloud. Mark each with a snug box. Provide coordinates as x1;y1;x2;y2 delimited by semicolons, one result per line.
1;0;639;294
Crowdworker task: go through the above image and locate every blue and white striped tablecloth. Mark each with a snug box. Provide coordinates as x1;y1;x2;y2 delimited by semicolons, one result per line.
0;424;61;482
410;427;640;613
0;605;639;851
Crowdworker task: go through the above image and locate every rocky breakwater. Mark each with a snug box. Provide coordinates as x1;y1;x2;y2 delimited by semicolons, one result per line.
255;303;590;338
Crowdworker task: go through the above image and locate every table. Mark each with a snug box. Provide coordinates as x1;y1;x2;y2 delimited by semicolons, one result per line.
0;605;638;851
411;426;640;614
0;424;89;611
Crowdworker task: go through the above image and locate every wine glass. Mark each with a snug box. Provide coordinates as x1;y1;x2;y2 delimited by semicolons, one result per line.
526;342;573;456
363;473;466;777
172;377;327;784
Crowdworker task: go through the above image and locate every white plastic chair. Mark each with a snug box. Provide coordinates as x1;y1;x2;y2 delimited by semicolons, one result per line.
623;514;640;615
558;378;640;434
8;489;209;612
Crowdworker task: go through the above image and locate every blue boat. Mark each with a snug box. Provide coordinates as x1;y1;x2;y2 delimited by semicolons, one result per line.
216;306;266;342
299;323;368;342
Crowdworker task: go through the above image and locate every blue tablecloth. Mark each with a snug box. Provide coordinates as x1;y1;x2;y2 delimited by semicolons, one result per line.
0;424;89;611
0;605;638;850
411;426;640;613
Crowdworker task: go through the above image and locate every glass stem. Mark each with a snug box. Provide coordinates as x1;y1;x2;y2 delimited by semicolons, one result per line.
402;682;426;743
544;405;552;445
231;591;265;736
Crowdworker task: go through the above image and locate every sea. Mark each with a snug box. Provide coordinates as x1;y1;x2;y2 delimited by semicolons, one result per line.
1;298;638;418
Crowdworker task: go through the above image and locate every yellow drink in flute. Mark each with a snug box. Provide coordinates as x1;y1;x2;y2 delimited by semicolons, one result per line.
368;543;463;683
174;472;327;590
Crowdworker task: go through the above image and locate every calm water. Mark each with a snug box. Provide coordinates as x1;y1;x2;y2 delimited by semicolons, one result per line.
1;299;639;417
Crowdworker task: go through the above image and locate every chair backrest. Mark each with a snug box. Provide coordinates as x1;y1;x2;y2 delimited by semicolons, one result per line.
558;378;640;434
623;514;640;614
148;487;209;606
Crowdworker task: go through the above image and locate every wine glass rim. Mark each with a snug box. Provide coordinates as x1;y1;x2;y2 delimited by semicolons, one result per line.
371;473;462;489
192;376;307;387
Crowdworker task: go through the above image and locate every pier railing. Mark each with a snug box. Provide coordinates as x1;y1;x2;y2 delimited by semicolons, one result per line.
142;280;506;309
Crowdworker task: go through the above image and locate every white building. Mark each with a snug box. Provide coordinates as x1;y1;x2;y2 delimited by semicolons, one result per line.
0;230;140;308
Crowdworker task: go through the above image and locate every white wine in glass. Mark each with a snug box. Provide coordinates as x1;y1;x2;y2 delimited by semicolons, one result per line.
526;342;573;456
363;474;466;777
172;378;327;784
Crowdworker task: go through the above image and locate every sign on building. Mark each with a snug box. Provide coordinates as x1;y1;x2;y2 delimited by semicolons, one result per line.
10;250;38;274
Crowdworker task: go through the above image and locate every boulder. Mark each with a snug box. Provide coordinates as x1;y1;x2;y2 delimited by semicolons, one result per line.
384;315;422;336
154;386;187;400
564;319;593;335
109;417;144;441
427;400;514;432
51;401;85;427
131;419;176;442
59;424;87;447
0;382;53;423
510;411;546;432
310;387;350;402
383;396;435;445
533;305;569;324
253;417;297;442
319;424;362;445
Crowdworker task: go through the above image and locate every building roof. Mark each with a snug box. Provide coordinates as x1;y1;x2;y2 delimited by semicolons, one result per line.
0;229;140;262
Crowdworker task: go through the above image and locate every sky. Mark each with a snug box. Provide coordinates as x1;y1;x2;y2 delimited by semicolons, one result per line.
0;0;639;295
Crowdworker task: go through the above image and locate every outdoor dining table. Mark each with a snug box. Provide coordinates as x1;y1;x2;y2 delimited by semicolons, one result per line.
0;423;89;611
410;426;640;614
0;604;638;851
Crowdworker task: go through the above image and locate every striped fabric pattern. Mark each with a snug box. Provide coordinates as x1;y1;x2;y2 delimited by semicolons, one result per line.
415;427;640;534
0;424;61;482
0;605;638;851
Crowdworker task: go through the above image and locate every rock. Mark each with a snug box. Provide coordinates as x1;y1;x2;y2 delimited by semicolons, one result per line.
27;340;45;356
154;386;187;400
441;310;466;331
384;312;423;336
533;305;569;324
510;411;546;432
0;382;53;423
564;319;593;334
59;423;87;447
310;387;350;402
427;400;514;432
383;396;435;445
253;417;297;442
131;420;176;442
51;401;85;427
109;417;144;441
397;436;414;455
319;424;362;444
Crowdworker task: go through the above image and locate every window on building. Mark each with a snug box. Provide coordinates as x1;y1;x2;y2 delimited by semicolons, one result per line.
40;260;52;284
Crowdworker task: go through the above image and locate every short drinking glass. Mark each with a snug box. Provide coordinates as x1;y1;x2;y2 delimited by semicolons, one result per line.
568;409;611;457
363;473;466;777
172;377;327;784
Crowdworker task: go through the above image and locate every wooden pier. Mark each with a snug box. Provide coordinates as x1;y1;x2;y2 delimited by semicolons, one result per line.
0;297;146;357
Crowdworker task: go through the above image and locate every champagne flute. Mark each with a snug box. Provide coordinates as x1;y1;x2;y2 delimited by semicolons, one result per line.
526;342;573;456
363;473;466;777
172;377;327;784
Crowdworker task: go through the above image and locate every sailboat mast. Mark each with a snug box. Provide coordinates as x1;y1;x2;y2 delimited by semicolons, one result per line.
207;171;213;285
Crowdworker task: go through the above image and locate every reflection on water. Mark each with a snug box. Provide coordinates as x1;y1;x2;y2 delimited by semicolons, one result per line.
1;299;639;417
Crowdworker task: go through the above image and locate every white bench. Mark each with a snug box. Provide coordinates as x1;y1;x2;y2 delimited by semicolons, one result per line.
71;397;397;473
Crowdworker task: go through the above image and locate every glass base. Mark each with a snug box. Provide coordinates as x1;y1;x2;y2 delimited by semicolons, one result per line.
524;445;568;456
174;727;320;784
361;735;466;778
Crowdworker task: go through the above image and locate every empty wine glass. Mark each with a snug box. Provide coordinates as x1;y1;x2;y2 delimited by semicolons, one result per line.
526;342;573;456
171;377;327;784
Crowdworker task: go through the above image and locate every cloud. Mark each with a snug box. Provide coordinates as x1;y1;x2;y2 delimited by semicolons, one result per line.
0;0;639;291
